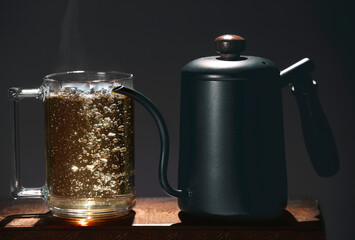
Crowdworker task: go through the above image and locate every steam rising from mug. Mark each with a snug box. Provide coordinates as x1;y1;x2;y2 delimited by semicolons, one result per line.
57;0;120;72
57;0;85;71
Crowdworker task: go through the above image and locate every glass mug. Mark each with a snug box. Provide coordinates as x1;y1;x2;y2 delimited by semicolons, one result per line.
8;71;169;220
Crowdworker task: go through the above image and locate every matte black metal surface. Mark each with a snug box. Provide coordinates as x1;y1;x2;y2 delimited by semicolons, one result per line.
159;35;338;219
181;55;279;80
177;68;287;218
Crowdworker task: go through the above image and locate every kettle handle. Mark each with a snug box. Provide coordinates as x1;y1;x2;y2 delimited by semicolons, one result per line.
281;58;340;177
112;86;185;198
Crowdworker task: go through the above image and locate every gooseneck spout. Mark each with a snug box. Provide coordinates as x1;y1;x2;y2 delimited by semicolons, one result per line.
112;86;185;198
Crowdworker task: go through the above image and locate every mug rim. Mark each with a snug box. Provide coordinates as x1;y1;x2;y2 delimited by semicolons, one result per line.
44;70;133;83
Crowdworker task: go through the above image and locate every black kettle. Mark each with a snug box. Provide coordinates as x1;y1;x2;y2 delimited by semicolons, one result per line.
114;34;339;219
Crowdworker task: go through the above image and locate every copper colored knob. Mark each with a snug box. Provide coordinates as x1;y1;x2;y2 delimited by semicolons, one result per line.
214;34;245;60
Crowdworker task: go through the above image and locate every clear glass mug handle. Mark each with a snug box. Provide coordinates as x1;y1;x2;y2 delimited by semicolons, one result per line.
8;87;45;199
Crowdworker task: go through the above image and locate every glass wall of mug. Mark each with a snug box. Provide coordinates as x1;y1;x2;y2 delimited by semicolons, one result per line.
9;71;135;220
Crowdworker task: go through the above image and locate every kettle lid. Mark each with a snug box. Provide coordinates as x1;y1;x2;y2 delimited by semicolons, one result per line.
215;34;246;60
182;34;279;79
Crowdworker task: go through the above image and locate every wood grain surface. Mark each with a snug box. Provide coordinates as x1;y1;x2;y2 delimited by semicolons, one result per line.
0;198;324;240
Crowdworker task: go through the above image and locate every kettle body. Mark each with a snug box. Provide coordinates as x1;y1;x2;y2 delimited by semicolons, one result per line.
177;56;287;218
157;34;339;220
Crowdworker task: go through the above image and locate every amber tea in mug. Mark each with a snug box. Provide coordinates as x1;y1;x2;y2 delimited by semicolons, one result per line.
9;71;136;220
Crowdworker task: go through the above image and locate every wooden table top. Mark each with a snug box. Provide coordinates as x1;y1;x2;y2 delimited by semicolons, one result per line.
0;197;324;240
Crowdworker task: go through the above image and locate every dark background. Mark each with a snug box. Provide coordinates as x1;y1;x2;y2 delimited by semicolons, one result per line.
0;0;354;239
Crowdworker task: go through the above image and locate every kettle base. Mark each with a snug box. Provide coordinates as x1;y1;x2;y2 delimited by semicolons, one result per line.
178;210;296;225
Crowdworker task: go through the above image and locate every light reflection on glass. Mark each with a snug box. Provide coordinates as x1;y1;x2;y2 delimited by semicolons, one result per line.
76;219;90;226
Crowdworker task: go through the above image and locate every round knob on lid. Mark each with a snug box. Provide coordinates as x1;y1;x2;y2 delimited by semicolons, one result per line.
214;34;245;60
